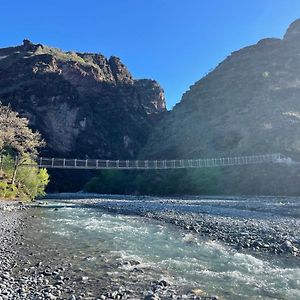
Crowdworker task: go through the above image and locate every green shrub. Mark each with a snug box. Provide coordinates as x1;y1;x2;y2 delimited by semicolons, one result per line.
0;154;49;201
0;181;18;199
84;168;221;196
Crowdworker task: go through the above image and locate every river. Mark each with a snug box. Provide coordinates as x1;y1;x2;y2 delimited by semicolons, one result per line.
19;195;300;299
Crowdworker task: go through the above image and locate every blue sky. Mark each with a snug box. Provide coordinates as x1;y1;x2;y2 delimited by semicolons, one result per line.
1;0;300;109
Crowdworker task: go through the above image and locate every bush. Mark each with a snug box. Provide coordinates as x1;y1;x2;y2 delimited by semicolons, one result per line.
0;181;18;198
0;154;49;201
84;168;221;196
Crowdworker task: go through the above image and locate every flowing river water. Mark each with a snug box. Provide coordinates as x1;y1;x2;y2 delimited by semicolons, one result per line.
20;196;300;299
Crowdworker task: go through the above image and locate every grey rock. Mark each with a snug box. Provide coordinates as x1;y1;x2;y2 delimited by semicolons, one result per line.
144;294;161;300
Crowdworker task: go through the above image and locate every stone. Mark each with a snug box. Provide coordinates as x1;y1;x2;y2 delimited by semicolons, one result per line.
191;288;205;296
54;280;64;286
43;269;52;276
81;276;89;281
158;279;169;287
144;294;160;300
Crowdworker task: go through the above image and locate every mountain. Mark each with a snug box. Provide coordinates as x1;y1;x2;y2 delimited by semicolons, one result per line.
0;39;166;158
0;40;166;191
141;19;300;195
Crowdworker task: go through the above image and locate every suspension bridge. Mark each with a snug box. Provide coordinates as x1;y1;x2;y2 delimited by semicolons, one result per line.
17;153;292;170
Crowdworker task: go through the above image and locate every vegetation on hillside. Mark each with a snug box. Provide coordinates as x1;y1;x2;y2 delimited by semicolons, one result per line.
84;168;220;196
0;103;49;200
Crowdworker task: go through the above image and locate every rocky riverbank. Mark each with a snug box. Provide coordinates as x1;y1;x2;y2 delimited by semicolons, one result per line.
45;194;300;259
0;200;220;300
0;202;91;300
35;195;300;299
0;201;26;299
146;210;300;257
1;194;299;299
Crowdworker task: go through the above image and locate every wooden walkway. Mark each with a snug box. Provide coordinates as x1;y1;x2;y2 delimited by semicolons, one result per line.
22;153;291;170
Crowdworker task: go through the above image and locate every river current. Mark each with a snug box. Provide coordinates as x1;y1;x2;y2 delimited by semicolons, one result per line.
25;196;300;299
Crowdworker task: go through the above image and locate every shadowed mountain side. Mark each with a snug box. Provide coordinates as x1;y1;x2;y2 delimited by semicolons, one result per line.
140;19;300;195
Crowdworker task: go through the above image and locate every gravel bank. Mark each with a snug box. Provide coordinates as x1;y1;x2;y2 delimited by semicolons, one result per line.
146;210;300;257
47;195;300;259
0;200;219;300
2;194;299;299
0;201;26;299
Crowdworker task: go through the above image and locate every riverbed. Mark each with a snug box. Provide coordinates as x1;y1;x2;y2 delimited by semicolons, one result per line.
1;195;300;299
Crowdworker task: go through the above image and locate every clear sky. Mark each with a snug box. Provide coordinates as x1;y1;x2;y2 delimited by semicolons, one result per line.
1;0;300;109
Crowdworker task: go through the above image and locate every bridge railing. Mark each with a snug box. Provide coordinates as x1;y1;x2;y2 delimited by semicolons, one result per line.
25;153;287;170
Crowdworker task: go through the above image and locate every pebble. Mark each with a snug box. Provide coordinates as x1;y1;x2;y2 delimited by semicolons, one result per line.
1;196;299;300
58;196;300;258
144;294;161;300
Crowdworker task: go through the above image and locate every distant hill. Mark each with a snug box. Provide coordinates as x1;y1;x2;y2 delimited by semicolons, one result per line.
141;19;300;195
0;40;166;191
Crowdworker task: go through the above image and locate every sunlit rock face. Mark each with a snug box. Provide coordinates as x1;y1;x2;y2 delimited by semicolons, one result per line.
0;40;166;191
284;19;300;40
142;19;300;195
0;40;166;158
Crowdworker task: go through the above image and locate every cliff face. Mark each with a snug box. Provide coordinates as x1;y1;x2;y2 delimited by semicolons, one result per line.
142;19;300;195
0;40;166;159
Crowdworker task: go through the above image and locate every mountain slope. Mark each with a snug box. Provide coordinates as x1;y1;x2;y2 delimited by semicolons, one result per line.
0;39;166;159
0;40;166;191
141;19;300;195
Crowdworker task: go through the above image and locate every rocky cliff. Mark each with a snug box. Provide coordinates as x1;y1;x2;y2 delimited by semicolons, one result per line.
0;39;166;158
142;19;300;195
0;40;166;190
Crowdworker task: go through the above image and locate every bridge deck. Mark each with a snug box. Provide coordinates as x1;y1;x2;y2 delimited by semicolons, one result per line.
18;153;289;170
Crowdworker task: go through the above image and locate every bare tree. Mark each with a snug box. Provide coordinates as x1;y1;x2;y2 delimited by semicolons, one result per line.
0;104;16;174
0;102;45;183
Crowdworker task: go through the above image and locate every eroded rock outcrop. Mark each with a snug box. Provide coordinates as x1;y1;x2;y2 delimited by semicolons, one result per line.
0;40;166;158
0;40;166;190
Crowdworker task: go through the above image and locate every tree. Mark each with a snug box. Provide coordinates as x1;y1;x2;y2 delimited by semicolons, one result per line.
16;165;50;200
0;104;15;173
0;102;45;184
